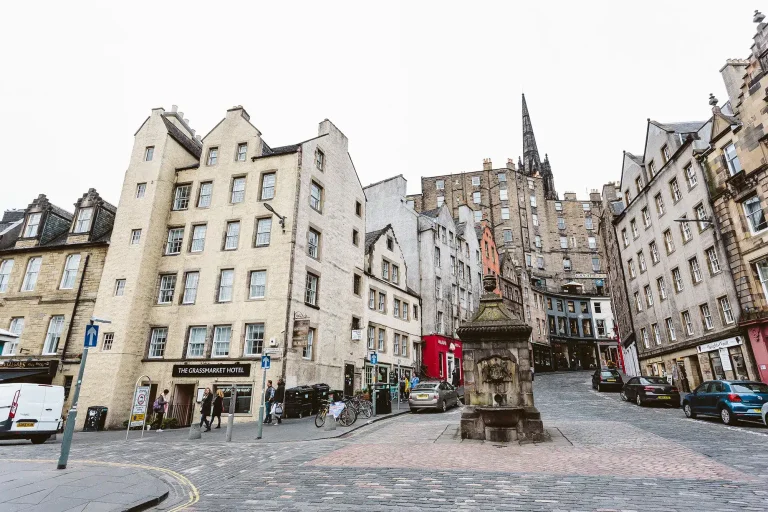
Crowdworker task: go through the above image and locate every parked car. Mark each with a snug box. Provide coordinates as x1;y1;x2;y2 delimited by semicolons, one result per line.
409;381;459;413
763;403;768;427
0;383;64;444
682;380;768;425
621;376;680;407
591;369;623;392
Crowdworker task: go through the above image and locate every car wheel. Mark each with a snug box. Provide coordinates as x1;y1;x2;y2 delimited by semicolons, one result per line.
683;402;696;419
597;383;602;392
410;408;418;414
441;400;447;413
720;406;736;425
620;390;627;401
30;435;49;445
636;394;644;407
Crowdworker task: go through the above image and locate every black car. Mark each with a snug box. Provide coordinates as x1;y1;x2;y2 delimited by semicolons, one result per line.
621;376;680;407
592;369;623;391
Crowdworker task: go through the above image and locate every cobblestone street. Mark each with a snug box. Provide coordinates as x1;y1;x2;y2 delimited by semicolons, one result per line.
2;371;768;511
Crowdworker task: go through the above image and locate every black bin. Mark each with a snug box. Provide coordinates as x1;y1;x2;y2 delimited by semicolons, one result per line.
374;384;391;414
328;389;345;401
311;383;330;413
284;386;314;418
83;406;108;432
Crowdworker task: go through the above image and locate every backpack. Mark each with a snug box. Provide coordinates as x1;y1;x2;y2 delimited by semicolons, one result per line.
153;398;163;412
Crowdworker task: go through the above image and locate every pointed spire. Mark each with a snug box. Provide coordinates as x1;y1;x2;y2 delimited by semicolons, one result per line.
522;94;541;176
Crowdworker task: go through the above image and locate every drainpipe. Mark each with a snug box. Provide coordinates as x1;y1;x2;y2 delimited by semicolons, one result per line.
281;148;303;380
61;253;90;363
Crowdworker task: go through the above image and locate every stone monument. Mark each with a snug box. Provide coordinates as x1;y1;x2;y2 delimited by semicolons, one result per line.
458;274;547;442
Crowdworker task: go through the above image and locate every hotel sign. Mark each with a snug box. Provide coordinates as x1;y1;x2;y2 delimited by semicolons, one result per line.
574;273;607;279
172;364;251;378
292;312;310;347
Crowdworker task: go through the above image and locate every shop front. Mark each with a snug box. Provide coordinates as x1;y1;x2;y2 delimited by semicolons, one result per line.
532;342;553;372
746;324;768;383
420;335;463;384
596;339;621;370
0;359;58;384
696;336;753;382
550;337;597;371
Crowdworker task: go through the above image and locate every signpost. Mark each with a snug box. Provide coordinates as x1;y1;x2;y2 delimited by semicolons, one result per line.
370;352;378;417
58;318;109;470
126;375;151;440
256;356;271;440
225;385;237;442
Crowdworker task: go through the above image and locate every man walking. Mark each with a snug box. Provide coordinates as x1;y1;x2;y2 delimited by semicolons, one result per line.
153;389;169;432
264;380;275;424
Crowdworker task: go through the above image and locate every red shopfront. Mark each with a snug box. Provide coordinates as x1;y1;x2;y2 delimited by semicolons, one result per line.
420;335;463;385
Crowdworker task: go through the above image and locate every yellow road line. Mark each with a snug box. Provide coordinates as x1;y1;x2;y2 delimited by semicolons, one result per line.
0;458;199;511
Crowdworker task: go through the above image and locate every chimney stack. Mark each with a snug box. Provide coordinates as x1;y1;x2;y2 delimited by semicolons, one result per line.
506;158;515;170
483;158;492;171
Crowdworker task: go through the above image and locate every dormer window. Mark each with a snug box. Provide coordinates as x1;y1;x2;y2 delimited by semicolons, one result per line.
73;207;93;233
207;147;218;166
661;145;670;163
23;213;41;238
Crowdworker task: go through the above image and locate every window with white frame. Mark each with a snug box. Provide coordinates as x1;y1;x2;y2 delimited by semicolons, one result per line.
680;215;692;242
236;142;248;162
473;192;481;204
114;279;126;296
367;326;375;349
622;229;629;247
700;303;714;330
588;236;597;250
436;179;444;190
21;257;41;291
377;327;385;351
555;201;562;211
73;207;93;233
198;182;213;208
652;323;662;345
213;325;231;357
305;272;319;305
435;277;441;298
503;230;513;244
383;260;391;279
136;183;146;198
638;251;647;272
743;196;768;233
303;327;316;359
641;328;649;348
186;327;206;357
148;327;167;358
245;323;265;355
583;203;591;211
158;274;176;304
307;228;320;258
501;207;510;220
530;196;537;207
60;254;81;289
657;276;667;300
695;204;708;230
719;296;735;324
182;271;199;304
649;241;659;264
172;185;191;210
100;332;113;351
2;317;23;355
43;315;65;354
669;179;682;203
557;217;565;230
689;257;702;283
249;270;266;299
144;146;154;161
585;217;593;230
310;181;323;212
757;260;768;301
664;229;675;253
563;258;571;271
672;267;683;292
537;256;544;269
724;143;742;175
560;236;568;249
260;173;275;200
644;285;653;306
207;147;218;165
225;221;240;250
635;176;643;194
472;176;481;186
682;310;694;336
627;259;636;279
655;193;665;215
592;256;601;271
665;318;676;341
473;210;481;223
437;196;445;207
642;207;650;227
191;225;206;252
498;173;507;182
165;227;184;255
368;289;375;309
394;333;400;355
500;189;508;201
706;247;721;274
0;259;13;292
315;149;325;171
662;145;670;163
218;270;234;302
231;177;246;203
130;229;141;245
634;292;642;312
437;312;444;334
434;247;441;267
23;213;41;238
685;164;698;188
631;219;638;238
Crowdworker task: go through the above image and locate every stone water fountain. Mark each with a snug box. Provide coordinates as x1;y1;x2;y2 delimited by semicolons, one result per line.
458;275;547;442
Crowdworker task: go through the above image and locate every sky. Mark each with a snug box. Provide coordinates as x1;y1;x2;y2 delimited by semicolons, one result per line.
0;1;760;211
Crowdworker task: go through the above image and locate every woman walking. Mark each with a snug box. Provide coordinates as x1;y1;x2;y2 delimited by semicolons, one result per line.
199;388;213;432
273;378;286;425
211;389;224;429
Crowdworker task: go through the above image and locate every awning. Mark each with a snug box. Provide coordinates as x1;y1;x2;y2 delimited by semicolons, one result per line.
0;328;19;344
562;281;584;288
0;369;50;382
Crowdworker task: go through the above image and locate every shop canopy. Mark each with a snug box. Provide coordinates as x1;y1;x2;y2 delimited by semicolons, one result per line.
562;281;584;288
0;369;52;383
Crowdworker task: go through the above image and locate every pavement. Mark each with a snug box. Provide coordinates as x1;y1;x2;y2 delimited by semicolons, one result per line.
1;371;768;511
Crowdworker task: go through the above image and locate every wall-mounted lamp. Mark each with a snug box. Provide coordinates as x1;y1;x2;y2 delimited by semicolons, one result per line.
264;203;287;233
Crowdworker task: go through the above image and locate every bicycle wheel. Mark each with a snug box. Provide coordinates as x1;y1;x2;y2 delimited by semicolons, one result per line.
315;409;326;428
338;406;356;427
358;400;373;418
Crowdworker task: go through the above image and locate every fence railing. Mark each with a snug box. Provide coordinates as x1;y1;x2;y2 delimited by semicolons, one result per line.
167;403;195;427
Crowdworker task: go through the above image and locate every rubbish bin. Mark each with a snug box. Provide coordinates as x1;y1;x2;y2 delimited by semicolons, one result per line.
83;406;108;432
328;389;345;401
374;384;391;414
311;383;330;413
284;386;314;418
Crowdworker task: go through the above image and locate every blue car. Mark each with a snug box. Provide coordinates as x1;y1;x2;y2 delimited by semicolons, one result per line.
682;380;768;425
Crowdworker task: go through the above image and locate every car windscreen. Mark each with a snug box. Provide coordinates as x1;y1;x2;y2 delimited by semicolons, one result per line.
601;371;620;378
413;384;438;391
640;377;668;385
730;382;768;394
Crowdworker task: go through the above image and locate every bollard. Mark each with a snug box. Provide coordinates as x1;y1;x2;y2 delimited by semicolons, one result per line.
188;423;202;440
323;416;337;431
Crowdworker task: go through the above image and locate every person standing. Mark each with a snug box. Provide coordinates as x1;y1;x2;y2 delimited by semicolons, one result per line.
404;376;411;400
199;388;213;432
452;367;460;388
273;378;286;425
211;390;224;429
264;380;275;424
411;374;420;388
153;389;169;432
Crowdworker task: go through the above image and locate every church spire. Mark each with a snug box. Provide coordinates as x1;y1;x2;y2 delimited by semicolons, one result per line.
522;93;541;176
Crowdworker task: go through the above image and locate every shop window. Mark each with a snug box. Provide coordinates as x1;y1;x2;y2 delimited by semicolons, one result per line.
215;384;253;414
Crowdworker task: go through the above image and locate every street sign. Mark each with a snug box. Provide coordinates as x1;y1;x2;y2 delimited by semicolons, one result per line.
265;348;280;354
261;356;271;369
84;324;99;348
370;352;378;365
130;386;150;427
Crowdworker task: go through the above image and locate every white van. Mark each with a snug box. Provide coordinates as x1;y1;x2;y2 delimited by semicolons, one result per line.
0;383;64;444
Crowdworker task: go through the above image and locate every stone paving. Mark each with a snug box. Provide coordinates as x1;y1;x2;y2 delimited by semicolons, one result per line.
1;371;767;511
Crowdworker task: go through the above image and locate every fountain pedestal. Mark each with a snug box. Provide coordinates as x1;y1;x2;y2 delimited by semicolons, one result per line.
458;275;547;443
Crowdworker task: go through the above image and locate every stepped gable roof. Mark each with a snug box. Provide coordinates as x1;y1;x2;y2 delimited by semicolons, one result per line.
162;117;202;159
365;226;390;254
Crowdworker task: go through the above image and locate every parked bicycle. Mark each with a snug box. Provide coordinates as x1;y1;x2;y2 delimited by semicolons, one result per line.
343;396;373;419
315;398;356;428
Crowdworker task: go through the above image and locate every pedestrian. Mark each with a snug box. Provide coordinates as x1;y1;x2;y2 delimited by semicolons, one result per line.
273;378;286;425
211;389;224;429
411;374;420;388
153;389;169;432
399;375;406;401
452;367;460;387
264;380;275;424
199;388;213;432
404;376;411;400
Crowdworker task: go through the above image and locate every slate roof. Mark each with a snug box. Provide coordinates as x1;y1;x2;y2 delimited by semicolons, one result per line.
654;121;706;134
474;224;483;240
365;226;390;254
162;117;202;159
420;207;441;218
455;222;466;238
261;141;300;157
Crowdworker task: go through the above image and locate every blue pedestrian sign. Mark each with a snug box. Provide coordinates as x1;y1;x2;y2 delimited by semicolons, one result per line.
84;324;99;348
370;352;378;365
261;355;271;369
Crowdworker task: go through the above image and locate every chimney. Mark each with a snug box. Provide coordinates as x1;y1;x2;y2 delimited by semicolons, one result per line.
171;105;178;113
483;158;492;171
506;158;515;170
564;192;577;201
589;191;602;203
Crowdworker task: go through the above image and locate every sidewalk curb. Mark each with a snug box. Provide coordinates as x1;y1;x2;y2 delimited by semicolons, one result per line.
334;409;411;439
126;490;169;512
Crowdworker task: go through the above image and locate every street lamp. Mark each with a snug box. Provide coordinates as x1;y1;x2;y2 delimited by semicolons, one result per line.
264;203;287;233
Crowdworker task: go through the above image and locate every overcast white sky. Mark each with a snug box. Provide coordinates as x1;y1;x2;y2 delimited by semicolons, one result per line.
0;2;759;211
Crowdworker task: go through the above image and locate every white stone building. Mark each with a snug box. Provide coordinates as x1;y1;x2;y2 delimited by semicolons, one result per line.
78;105;366;428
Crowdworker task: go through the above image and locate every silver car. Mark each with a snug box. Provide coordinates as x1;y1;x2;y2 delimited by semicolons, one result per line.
409;381;459;413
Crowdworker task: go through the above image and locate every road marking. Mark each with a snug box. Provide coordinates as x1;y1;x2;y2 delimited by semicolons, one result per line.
1;458;199;511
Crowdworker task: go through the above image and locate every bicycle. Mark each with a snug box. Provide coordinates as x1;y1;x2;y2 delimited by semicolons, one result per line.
344;396;373;419
315;399;356;428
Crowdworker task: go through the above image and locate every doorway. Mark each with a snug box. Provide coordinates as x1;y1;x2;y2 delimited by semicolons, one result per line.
446;353;455;382
170;384;195;427
344;364;354;397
